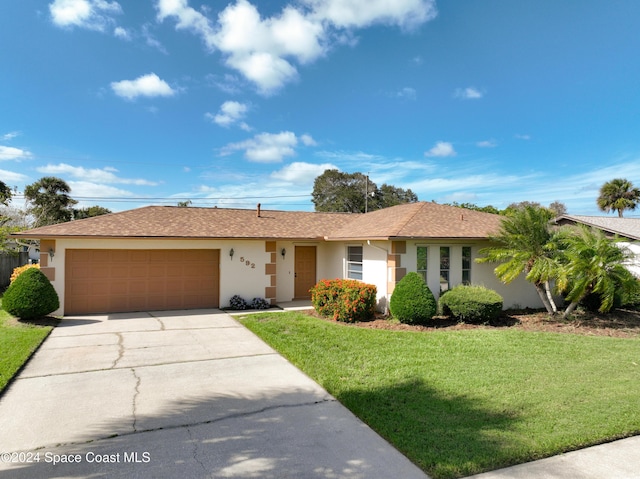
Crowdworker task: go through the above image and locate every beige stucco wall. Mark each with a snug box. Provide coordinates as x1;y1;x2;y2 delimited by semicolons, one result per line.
48;236;544;316
381;240;543;310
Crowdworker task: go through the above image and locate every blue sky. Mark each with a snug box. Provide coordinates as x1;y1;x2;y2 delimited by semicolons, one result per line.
2;0;640;215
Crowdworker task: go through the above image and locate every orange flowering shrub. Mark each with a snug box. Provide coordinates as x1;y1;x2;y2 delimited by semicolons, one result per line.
310;278;377;323
10;264;40;284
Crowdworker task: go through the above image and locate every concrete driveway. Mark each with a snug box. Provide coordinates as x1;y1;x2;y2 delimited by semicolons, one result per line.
0;310;428;479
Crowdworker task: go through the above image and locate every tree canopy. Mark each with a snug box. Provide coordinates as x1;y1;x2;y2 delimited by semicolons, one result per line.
312;169;418;213
0;180;12;206
73;205;112;220
597;178;640;217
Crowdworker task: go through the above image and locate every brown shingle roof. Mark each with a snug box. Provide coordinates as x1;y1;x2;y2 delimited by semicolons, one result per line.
327;202;503;240
13;202;503;241
13;206;354;240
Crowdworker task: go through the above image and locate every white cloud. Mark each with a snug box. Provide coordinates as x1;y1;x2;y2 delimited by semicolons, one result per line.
300;134;317;146
113;26;130;39
515;133;531;140
36;163;158;186
0;169;28;183
49;0;122;32
207;100;249;128
67;181;135;199
0;146;32;161
304;0;437;29
110;73;176;100
157;0;437;94
1;131;20;141
395;87;417;100
477;139;497;148
424;141;456;157
270;161;337;183
220;131;303;162
454;87;483;99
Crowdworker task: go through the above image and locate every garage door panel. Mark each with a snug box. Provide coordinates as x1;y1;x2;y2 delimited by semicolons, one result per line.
65;249;220;315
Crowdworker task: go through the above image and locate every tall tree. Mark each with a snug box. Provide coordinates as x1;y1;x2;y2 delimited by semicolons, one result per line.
24;177;78;227
477;205;560;314
73;205;112;219
312;169;417;213
0;180;12;206
556;226;639;318
377;184;418;209
597;178;640;217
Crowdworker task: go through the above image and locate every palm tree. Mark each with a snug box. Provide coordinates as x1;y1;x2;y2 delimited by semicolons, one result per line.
477;205;560;314
24;177;77;227
556;225;639;318
597;178;640;217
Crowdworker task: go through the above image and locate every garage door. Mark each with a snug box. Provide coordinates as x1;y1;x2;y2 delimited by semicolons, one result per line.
65;249;220;314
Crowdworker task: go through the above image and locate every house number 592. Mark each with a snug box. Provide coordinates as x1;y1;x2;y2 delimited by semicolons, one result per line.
239;257;256;269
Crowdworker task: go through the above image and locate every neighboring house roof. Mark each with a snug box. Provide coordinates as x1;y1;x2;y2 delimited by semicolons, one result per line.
13;202;504;241
553;215;640;241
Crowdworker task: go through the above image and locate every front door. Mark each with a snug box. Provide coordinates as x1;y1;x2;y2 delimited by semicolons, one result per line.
294;246;316;299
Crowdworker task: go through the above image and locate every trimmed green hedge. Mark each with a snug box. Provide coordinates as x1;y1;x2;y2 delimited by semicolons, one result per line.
389;272;437;324
2;268;59;320
310;279;377;322
439;285;503;323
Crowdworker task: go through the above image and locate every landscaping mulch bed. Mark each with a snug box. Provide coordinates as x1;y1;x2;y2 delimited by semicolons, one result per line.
305;308;640;338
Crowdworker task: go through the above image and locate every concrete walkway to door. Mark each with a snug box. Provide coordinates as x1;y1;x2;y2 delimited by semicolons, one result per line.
0;309;428;479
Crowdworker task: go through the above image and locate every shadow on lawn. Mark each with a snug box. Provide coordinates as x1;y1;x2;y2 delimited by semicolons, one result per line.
337;378;524;479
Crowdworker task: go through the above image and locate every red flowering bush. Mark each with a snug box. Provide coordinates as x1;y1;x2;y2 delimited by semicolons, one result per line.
310;278;377;323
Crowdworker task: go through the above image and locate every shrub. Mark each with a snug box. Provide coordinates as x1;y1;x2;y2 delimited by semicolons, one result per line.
439;284;503;323
389;272;437;324
250;297;271;310
228;295;248;310
310;279;377;323
10;263;40;284
2;267;59;319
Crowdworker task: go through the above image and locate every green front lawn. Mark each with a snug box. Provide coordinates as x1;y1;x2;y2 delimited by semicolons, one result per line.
0;309;53;392
239;312;640;479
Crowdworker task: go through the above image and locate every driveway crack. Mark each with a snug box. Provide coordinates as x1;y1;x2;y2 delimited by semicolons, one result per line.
111;332;124;369
131;368;141;432
186;426;208;475
147;312;166;331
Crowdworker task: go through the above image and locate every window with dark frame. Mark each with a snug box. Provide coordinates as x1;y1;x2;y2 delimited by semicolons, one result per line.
347;245;363;280
439;246;450;292
417;246;428;282
462;246;472;284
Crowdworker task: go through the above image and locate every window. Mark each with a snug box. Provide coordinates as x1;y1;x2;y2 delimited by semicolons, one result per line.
439;246;450;292
462;246;472;285
417;246;428;282
347;246;363;280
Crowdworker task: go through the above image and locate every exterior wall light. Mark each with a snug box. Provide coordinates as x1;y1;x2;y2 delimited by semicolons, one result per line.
229;248;234;260
49;248;55;260
281;248;286;259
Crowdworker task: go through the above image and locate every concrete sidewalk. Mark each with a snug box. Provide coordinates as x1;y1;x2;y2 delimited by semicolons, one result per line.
463;436;640;479
0;309;428;479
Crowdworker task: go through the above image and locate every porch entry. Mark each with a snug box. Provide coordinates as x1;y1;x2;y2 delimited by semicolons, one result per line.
294;246;316;299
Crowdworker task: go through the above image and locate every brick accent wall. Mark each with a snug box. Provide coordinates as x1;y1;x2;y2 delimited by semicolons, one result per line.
265;241;277;305
387;240;406;295
39;239;56;281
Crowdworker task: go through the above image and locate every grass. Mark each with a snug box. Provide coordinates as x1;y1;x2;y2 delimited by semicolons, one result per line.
0;308;54;393
238;311;640;479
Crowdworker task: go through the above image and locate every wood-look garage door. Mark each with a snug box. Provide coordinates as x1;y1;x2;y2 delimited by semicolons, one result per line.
65;249;220;315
